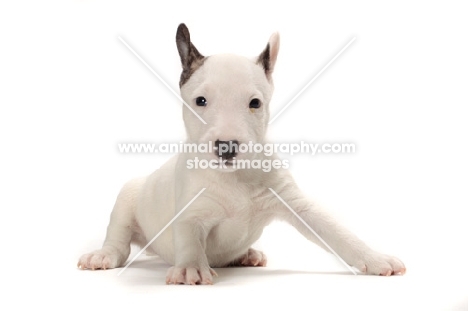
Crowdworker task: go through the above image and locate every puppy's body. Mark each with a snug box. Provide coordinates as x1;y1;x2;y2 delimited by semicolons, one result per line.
78;24;405;284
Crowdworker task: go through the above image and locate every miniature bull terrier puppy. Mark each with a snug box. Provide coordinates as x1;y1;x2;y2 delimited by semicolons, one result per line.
78;23;405;284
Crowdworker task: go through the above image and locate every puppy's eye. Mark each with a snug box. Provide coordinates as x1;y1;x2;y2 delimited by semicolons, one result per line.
249;98;261;109
195;96;207;107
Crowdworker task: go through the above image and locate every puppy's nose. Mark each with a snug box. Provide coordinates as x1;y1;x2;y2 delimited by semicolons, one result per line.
214;140;239;160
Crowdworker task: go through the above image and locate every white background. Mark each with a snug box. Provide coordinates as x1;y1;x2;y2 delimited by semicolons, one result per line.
1;1;467;310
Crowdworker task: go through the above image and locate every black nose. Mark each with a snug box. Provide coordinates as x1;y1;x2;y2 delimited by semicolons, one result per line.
214;140;239;160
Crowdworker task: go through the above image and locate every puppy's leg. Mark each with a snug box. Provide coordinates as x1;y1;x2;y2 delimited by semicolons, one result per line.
269;186;406;276
228;248;267;267
165;221;217;285
78;178;144;270
165;199;218;285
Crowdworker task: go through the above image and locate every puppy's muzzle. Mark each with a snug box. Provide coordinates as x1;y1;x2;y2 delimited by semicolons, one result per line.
214;140;239;160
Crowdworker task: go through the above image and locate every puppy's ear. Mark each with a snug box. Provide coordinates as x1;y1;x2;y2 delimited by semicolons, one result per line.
176;23;205;86
257;32;280;80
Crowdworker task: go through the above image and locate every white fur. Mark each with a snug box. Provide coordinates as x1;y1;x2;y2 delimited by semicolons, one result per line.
78;27;405;284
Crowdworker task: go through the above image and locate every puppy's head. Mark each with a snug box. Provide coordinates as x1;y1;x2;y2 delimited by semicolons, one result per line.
176;23;279;169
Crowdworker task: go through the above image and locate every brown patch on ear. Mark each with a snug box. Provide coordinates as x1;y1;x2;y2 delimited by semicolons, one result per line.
257;43;271;74
176;23;205;87
257;32;280;80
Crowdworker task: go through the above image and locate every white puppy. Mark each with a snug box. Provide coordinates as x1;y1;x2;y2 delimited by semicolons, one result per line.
78;24;406;284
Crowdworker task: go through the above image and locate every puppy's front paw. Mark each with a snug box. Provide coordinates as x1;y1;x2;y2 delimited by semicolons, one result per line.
166;266;217;285
77;250;121;270
356;252;406;276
